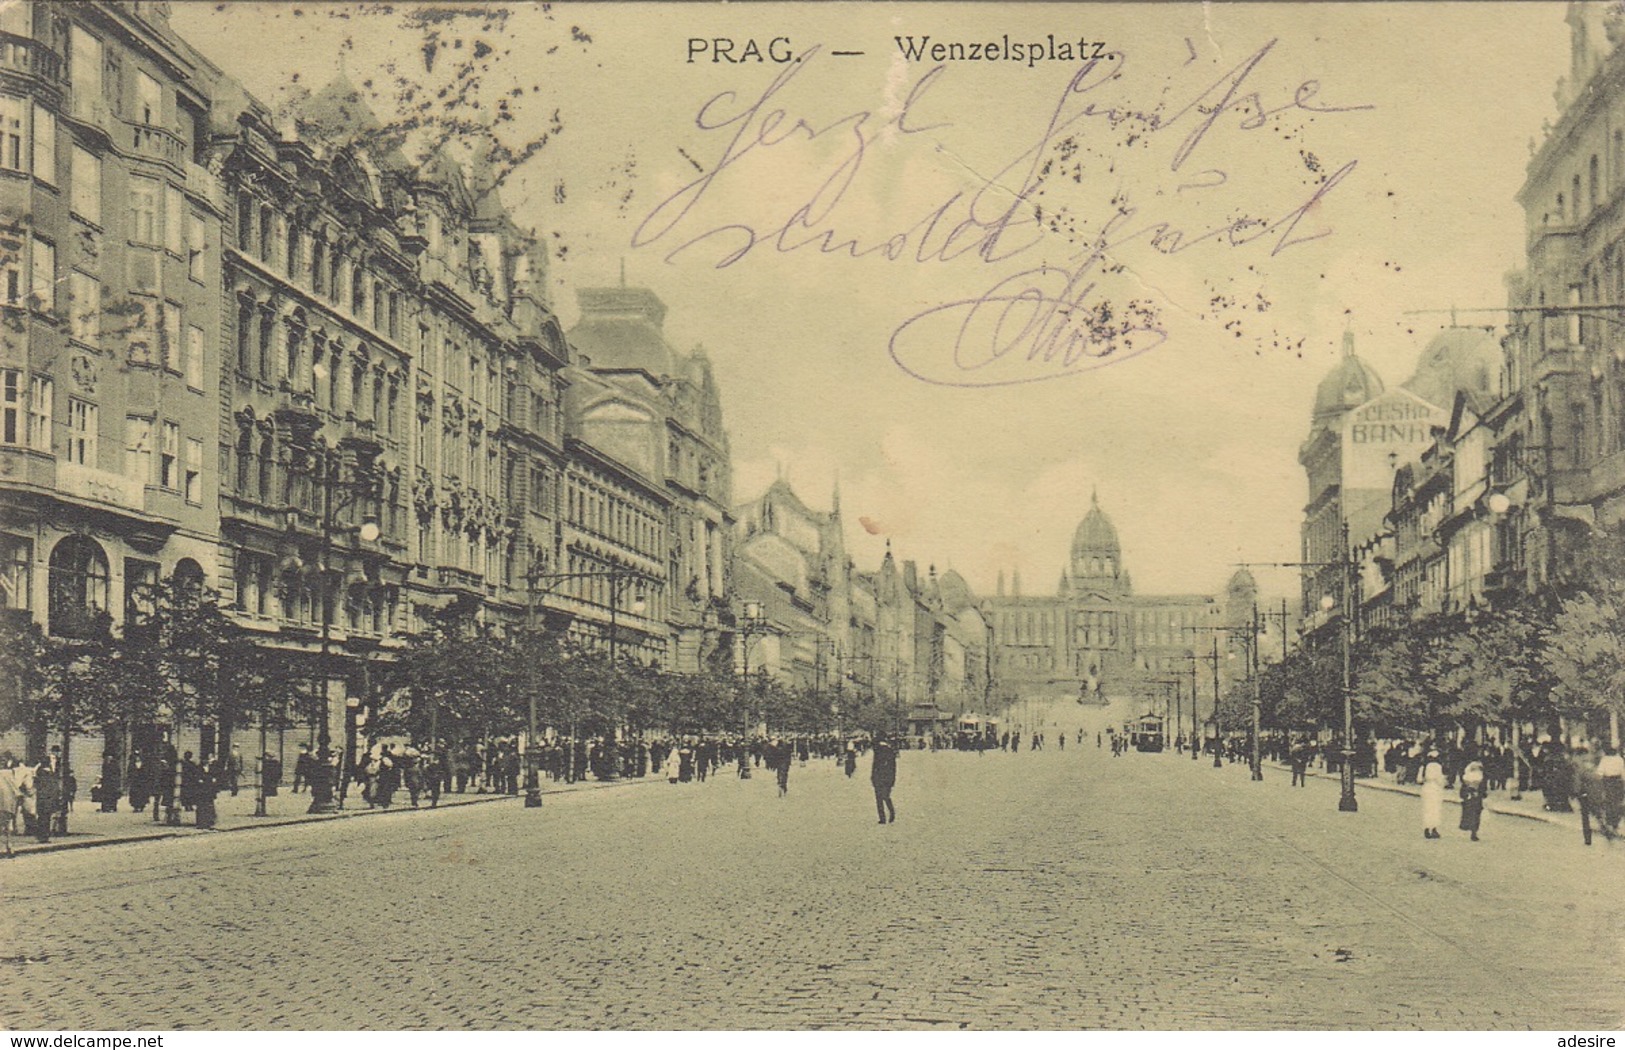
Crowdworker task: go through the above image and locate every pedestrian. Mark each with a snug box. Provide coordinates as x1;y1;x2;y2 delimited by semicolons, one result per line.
179;751;201;812
292;743;314;793
1458;759;1486;842
1596;745;1624;836
1419;748;1445;839
772;738;791;797
843;741;857;778
226;745;244;797
870;736;898;824
195;759;221;829
127;753;151;813
32;760;60;842
1290;741;1311;787
98;750;122;813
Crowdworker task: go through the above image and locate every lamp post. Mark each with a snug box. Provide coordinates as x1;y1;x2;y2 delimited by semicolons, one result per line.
1236;545;1365;813
522;563;655;806
297;433;382;816
738;600;770;738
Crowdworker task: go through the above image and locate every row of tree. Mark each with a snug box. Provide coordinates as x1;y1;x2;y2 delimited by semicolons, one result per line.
1215;521;1625;741
0;587;900;766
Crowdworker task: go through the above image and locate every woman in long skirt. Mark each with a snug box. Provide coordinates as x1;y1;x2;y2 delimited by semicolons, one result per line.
1420;749;1446;839
1458;759;1486;841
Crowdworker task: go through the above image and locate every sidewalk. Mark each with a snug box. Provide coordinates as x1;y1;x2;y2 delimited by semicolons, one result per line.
4;774;663;858
1241;756;1590;835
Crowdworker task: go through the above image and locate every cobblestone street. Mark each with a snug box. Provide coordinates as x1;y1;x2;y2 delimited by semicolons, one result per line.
3;744;1622;1030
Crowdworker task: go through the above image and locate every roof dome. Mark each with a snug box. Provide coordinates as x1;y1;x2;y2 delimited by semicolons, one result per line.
937;569;974;613
568;286;676;377
1402;326;1501;408
1312;331;1385;427
1071;490;1119;557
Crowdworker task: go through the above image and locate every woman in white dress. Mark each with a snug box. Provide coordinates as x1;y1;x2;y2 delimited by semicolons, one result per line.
1420;748;1446;839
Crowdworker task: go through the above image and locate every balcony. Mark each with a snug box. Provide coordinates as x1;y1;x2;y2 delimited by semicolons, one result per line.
0;33;64;85
67;91;109;132
436;565;484;591
185;161;224;212
128;121;186;171
272;385;320;438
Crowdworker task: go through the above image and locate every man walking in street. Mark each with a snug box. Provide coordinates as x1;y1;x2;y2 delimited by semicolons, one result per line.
871;736;897;825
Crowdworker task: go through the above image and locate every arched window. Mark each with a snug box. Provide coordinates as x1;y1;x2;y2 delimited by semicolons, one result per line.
1573;174;1583;220
237;192;255;253
258;205;275;264
257;428;274;500
285;319;304;386
171;557;204;608
47;535;109;638
257;307;274;379
236;297;256;374
311;238;326;295
235;423;253;494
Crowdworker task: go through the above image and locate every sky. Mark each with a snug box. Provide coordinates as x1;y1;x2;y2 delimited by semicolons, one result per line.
169;2;1573;603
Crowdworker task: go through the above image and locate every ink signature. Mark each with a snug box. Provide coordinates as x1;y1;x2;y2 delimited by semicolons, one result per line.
634;40;1373;386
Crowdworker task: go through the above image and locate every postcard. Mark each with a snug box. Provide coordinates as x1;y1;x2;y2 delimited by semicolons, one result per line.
1;1;1621;1035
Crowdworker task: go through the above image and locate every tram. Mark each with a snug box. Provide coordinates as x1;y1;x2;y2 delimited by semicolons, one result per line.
1128;713;1165;752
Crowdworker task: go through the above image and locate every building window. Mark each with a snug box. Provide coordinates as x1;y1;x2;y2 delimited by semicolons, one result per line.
29;236;53;312
187;213;206;281
136;69;161;126
31;102;53;185
0;95;22;171
185;436;202;503
69;270;98;345
0;369;18;444
161;301;180;372
66;397;95;466
127;296;156;367
258;309;273;379
125;415;152;485
164;185;183;255
70;26;102;102
159;420;178;489
47;535;109;639
185;324;204;389
311;237;325;294
0;534;30;611
123;557;158;628
129;175;159;244
258;205;274;265
28;375;51;452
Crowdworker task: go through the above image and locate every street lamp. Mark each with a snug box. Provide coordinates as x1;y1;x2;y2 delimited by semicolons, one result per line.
520;563;656;806
293;431;383;817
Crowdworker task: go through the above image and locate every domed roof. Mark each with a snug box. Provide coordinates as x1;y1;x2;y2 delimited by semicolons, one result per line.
1402;326;1501;408
1226;568;1258;600
937;568;974;612
1071;490;1119;556
1312;331;1385;427
568;286;676;377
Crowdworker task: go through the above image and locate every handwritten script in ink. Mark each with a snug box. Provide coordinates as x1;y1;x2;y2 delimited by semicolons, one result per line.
633;41;1373;387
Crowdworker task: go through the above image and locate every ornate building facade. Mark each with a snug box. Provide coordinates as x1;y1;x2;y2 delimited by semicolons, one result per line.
984;493;1256;732
566;283;733;671
0;4;224;661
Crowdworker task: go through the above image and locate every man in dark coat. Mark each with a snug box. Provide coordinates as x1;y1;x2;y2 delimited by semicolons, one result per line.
292;743;314;793
870;737;898;825
99;751;122;813
32;761;60;842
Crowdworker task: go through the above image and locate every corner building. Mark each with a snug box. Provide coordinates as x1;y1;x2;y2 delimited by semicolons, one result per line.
0;3;225;760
